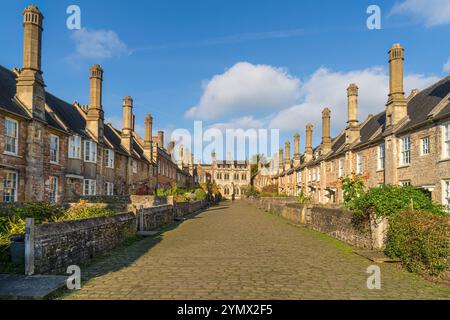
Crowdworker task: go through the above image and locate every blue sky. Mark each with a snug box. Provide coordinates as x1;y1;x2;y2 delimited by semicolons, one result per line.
1;0;449;162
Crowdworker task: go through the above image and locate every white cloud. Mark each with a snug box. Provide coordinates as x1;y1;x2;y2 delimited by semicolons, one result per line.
444;58;450;72
69;28;130;60
185;62;301;120
390;0;450;27
268;67;438;136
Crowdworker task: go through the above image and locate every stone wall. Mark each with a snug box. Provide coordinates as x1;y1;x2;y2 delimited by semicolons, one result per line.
26;198;211;274
247;197;381;249
32;213;136;274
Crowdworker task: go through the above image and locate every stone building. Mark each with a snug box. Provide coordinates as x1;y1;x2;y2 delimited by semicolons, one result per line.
195;151;251;199
0;5;193;203
255;43;450;211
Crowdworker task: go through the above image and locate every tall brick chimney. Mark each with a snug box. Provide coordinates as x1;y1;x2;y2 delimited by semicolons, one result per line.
278;148;284;173
157;131;164;149
167;141;175;156
386;43;407;126
16;5;46;120
285;141;291;170
86;65;105;141
346;83;360;144
121;96;133;153
293;133;301;167
178;144;184;169
321;108;332;154
305;123;313;162
144;114;153;160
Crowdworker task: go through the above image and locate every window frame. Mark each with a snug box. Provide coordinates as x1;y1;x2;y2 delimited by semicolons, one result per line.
84;140;98;163
83;179;97;196
338;159;344;177
4;117;19;156
50;134;59;164
3;170;18;203
420;136;430;156
105;149;115;168
68;135;82;159
105;182;114;196
356;152;364;175
49;176;58;203
132;159;138;174
378;144;385;171
443;180;450;213
400;136;411;166
443;121;450;159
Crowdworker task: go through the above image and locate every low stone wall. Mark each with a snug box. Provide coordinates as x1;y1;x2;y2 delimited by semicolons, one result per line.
173;202;189;218
130;195;168;208
32;213;136;274
138;204;174;231
25;199;211;275
246;197;382;249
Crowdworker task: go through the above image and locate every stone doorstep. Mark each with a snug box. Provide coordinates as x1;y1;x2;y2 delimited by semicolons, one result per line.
0;274;68;300
354;250;401;264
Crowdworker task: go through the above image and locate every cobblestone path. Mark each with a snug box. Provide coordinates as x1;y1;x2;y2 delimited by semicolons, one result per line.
65;201;450;300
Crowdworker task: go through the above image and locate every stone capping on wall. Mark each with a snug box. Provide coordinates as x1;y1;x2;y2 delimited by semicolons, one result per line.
25;199;211;275
246;197;388;250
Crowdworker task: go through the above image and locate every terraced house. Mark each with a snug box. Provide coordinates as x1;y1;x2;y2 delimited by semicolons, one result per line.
0;5;190;203
256;43;450;211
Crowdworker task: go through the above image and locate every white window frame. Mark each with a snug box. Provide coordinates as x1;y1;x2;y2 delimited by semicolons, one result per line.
3;170;18;203
50;134;59;164
400;180;411;187
400;136;411;166
378;144;385;171
105;149;115;168
356;152;364;175
421;136;430;156
68;135;82;159
105;182;114;196
132;159;138;174
442;180;450;213
443;121;450;159
49;176;58;203
338;159;344;177
84;140;97;163
83;179;97;196
4;118;19;156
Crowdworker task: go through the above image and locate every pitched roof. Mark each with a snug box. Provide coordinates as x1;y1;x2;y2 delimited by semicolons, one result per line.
0;66;31;118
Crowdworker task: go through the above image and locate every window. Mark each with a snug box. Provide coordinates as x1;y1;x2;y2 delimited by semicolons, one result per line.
105;182;114;196
5;118;18;155
443;180;450;213
400;180;411;187
421;137;430;155
68;135;81;159
400;136;411;165
83;179;96;196
317;168;321;181
3;171;18;203
50;135;59;163
49;176;58;203
242;174;246;181
312;168;316;181
444;122;450;158
105;149;115;168
338;159;344;177
356;152;364;175
84;140;97;163
378;144;385;170
132;160;138;173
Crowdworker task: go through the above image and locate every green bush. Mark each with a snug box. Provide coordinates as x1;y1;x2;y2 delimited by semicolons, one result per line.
385;210;449;276
351;185;445;218
59;202;115;221
194;188;207;201
297;191;312;205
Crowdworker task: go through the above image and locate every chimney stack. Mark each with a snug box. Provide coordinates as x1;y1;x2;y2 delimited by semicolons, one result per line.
294;133;301;167
167;141;175;156
279;148;284;173
158;131;164;149
346;84;360;144
178;144;184;169
386;43;407;126
16;5;46;120
305;123;313;162
86;65;105;141
121;96;133;153
211;150;217;165
144;114;153;160
285;141;291;170
321;108;331;154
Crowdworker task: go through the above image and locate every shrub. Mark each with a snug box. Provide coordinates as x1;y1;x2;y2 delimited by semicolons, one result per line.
59;201;115;221
243;186;260;198
297;191;312;205
341;175;365;211
351;185;445;219
194;188;207;201
385;210;449;276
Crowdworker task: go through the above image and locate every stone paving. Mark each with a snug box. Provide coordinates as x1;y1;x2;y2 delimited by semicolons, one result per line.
64;201;450;300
